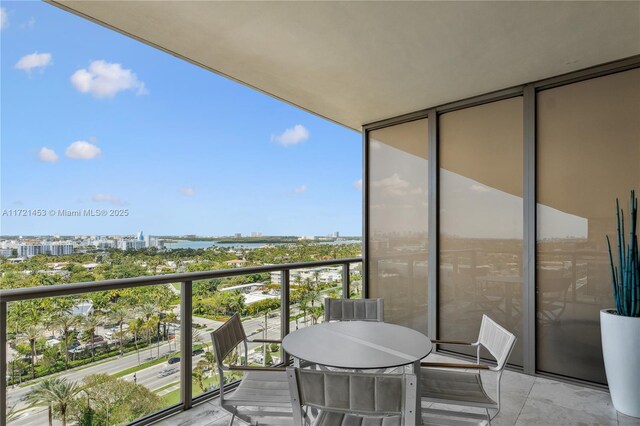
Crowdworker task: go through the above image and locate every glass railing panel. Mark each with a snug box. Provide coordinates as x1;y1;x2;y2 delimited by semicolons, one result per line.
6;286;179;425
349;262;363;299
288;265;345;331
190;272;282;399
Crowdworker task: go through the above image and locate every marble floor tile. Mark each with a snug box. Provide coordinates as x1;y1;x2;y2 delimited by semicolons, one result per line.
514;398;617;426
526;377;617;421
157;354;624;426
618;412;640;426
154;401;227;426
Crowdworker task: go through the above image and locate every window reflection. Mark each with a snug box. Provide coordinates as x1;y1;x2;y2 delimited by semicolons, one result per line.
536;68;640;384
439;97;524;365
368;119;429;335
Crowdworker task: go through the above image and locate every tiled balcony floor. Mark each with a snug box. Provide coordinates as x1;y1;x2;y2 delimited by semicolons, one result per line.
155;354;640;426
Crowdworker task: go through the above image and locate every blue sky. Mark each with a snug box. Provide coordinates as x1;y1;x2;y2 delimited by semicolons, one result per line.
0;1;362;237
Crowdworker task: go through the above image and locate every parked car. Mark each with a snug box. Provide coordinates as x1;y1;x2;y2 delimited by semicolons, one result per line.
192;348;204;356
167;356;181;365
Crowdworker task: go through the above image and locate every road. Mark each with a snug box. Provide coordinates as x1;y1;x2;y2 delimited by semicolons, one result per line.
7;313;311;426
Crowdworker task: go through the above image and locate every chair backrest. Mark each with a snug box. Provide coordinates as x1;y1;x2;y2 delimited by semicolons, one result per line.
477;314;516;370
324;298;384;322
287;367;416;426
210;313;247;366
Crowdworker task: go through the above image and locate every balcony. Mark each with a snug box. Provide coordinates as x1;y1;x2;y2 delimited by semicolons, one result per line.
1;258;362;426
2;2;639;426
160;356;634;426
2;258;639;426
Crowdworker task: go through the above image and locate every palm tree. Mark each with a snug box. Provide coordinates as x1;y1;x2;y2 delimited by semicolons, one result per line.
82;314;103;362
143;315;159;359
27;377;80;426
164;311;178;351
107;302;130;356
23;324;43;380
128;317;144;364
192;359;209;392
203;350;216;372
6;405;19;423
53;313;80;370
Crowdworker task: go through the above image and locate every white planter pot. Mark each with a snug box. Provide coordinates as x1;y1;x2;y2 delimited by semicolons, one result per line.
600;309;640;418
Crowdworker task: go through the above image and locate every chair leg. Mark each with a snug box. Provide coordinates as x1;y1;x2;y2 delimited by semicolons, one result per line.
485;408;491;425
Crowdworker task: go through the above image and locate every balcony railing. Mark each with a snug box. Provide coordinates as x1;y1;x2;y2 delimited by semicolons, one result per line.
0;257;362;426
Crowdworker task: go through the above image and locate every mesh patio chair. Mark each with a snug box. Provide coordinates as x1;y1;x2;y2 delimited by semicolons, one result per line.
287;366;417;426
324;298;384;322
420;315;516;425
210;313;291;425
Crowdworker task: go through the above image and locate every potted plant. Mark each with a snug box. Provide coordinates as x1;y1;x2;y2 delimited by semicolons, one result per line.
602;190;639;418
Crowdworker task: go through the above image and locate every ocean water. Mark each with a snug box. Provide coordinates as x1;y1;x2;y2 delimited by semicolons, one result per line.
164;239;361;250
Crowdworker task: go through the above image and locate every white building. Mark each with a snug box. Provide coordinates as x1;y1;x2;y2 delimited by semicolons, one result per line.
43;243;74;256
144;235;164;248
18;244;43;257
118;239;146;251
19;242;74;257
0;249;14;257
271;266;343;285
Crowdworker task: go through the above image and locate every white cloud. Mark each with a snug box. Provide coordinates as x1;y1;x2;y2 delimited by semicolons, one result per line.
92;193;124;205
372;173;409;196
0;8;8;30
293;184;307;194
15;52;52;72
180;187;195;197
38;147;58;163
71;60;147;99
65;140;101;160
21;17;35;30
271;124;309;147
470;184;491;193
353;179;363;191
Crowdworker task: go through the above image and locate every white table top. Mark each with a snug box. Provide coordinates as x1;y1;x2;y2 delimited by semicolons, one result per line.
282;321;432;370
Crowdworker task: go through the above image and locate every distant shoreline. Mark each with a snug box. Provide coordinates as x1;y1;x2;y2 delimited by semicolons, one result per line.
0;235;362;243
159;236;362;244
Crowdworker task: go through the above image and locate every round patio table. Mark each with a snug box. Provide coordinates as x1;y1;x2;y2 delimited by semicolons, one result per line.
282;320;432;370
283;321;431;424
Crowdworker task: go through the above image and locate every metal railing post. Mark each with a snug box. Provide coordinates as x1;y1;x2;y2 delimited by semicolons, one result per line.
280;270;290;364
0;257;361;423
1;301;7;426
342;263;350;299
180;281;193;410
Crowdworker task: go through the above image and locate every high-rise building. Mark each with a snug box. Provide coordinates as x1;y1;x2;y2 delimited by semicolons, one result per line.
118;240;146;251
18;245;42;257
18;242;73;257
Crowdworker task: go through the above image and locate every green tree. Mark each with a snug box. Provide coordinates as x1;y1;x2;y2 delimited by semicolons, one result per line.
53;313;81;370
8;358;28;384
27;377;80;426
128;317;144;365
107;302;130;356
192;359;209;393
74;374;161;425
203;350;216;372
23;324;44;380
82;314;103;362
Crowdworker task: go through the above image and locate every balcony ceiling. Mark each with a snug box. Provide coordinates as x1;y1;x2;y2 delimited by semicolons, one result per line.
50;1;639;130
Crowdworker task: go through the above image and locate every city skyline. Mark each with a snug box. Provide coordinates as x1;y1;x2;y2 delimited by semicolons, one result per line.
0;2;363;236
